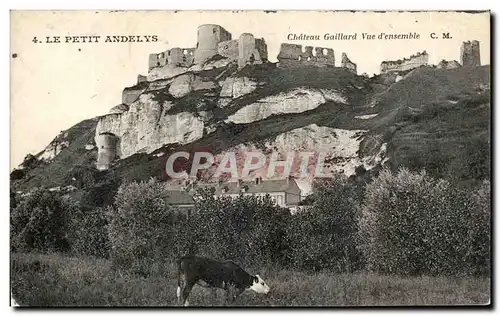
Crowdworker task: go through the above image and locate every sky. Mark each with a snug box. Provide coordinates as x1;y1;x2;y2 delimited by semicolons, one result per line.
10;10;490;169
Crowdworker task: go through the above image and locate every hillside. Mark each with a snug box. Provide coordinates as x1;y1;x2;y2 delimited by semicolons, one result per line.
10;63;491;197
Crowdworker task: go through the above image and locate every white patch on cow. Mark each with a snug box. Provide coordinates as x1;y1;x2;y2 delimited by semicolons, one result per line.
176;286;181;299
184;299;190;307
249;274;270;294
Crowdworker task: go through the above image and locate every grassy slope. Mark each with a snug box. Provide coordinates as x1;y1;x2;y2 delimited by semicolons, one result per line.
12;118;100;191
380;66;491;181
11;253;490;307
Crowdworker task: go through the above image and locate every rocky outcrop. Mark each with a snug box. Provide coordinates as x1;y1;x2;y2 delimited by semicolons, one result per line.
219;77;257;98
95;93;204;158
198;124;386;183
168;73;218;98
108;104;129;114
38;139;69;161
227;88;347;124
147;64;190;82
380;51;429;73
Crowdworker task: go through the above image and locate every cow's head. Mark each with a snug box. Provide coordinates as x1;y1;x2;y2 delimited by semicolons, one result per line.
249;274;270;294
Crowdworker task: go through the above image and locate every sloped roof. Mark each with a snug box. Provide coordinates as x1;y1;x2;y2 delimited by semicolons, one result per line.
165;178;300;204
213;179;300;195
166;189;195;205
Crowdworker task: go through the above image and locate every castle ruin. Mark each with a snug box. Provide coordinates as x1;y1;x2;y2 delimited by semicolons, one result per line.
380;51;429;74
95;132;120;171
276;43;335;67
148;24;268;72
460;40;481;68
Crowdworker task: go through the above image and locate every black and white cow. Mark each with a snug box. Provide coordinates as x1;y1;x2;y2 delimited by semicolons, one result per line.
176;256;270;306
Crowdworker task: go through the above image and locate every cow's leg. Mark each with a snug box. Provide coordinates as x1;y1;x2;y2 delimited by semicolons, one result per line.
224;288;232;306
181;279;196;307
224;285;242;305
232;288;245;302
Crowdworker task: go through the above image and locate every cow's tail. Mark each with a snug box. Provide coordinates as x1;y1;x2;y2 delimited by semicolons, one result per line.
176;258;183;301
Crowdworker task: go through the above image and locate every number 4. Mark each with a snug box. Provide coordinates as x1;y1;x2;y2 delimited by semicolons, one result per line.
32;37;38;43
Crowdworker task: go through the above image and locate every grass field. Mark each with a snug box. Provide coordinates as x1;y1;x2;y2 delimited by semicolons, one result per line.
10;252;490;307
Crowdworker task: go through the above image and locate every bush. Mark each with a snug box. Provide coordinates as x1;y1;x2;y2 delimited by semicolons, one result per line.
178;187;290;267
10;169;25;180
10;188;74;253
285;175;362;272
358;168;490;276
467;180;490;275
68;207;110;258
106;179;177;274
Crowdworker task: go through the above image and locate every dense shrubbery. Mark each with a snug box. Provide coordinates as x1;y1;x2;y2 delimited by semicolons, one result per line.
175;187;290;267
285;176;362;272
106;179;177;274
11;168;490;278
10;188;73;253
68;207;110;258
358;168;490;276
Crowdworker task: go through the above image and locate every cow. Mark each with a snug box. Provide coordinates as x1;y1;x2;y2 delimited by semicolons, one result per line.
176;256;270;306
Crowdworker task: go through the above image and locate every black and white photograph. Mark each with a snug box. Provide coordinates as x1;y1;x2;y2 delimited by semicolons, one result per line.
9;10;491;307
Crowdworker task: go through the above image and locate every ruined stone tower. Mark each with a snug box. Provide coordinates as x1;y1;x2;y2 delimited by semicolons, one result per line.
194;24;232;64
460;40;481;67
341;52;357;74
96;132;119;171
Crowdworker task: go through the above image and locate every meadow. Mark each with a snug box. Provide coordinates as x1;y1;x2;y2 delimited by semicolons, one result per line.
11;252;490;307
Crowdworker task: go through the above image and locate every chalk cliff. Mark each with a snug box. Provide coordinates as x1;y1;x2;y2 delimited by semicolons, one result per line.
227;88;348;124
95;93;205;159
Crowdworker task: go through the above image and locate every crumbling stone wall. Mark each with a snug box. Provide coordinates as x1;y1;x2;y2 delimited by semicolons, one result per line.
277;43;303;60
169;48;195;66
255;38;268;61
148;51;168;71
277;43;335;67
460;40;481;67
315;47;335;64
148;47;195;71
238;33;268;68
437;60;461;70
95;132;119;171
380;51;429;73
194;24;232;64
341;52;357;74
148;25;270;74
216;35;268;68
218;40;239;59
